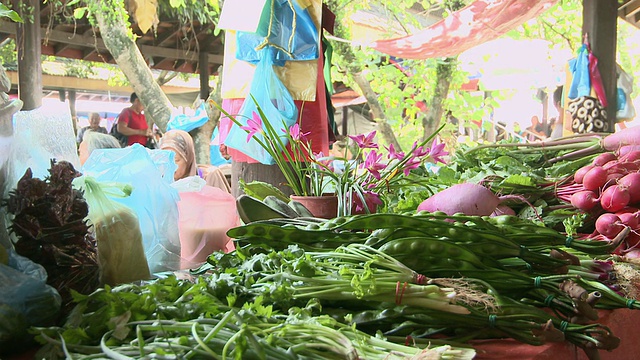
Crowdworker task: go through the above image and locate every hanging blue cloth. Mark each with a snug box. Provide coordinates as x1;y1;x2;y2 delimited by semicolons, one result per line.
236;0;319;66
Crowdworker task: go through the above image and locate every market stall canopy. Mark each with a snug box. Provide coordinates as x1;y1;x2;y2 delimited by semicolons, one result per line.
370;0;559;59
459;38;572;90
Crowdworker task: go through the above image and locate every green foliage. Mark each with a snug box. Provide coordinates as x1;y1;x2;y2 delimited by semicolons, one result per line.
0;3;22;22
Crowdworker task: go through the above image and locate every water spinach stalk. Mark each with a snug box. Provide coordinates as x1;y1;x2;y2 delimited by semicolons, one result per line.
256;244;496;315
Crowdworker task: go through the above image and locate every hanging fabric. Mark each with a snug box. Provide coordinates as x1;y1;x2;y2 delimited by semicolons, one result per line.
236;0;319;66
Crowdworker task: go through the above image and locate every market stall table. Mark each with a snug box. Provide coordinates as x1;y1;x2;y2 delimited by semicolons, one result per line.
473;308;640;360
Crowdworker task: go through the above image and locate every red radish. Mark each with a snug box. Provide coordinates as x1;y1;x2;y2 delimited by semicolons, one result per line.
593;152;617;166
622;247;640;260
600;185;630;212
618;172;640;204
605;172;624;185
595;213;625;238
491;204;516;217
604;161;639;174
417;183;528;217
602;125;640;151
618;146;640;158
619;149;640;162
574;165;595;184
582;166;608;191
617;211;640;229
570;190;600;211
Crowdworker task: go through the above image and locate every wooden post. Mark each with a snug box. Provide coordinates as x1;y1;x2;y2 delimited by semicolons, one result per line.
582;0;618;132
14;0;42;110
68;90;77;134
199;50;210;100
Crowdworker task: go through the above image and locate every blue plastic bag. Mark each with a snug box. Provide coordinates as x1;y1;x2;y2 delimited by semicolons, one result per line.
225;47;298;164
236;0;319;65
0;249;61;348
81;144;182;273
568;44;591;100
167;103;210;132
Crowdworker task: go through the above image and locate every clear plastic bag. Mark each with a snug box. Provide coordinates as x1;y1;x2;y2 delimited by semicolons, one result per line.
81;145;182;273
166;103;210;132
225;47;298;164
75;177;151;286
0;249;61;348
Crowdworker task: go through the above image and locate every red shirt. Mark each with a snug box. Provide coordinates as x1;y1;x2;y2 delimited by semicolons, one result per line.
119;107;148;146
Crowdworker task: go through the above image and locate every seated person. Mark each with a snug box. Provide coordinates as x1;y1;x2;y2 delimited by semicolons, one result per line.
159;130;231;193
77;112;108;144
78;131;121;165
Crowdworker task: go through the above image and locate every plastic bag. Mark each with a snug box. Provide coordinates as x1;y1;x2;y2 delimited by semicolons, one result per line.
0;249;61;349
145;148;179;184
617;65;636;122
568;44;591;100
81;144;182;273
172;179;239;268
166;103;210;132
225;47;298;164
75;176;151;286
236;0;319;66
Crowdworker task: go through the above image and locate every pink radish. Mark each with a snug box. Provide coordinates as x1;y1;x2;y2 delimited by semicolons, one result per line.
602;125;640;151
617;211;640;229
582;166;608;191
574;165;595;184
417;183;528;216
622;247;640;260
618;173;640;204
593;152;617;166
491;204;516;217
600;185;630;212
618;146;640;158
595;213;625;238
604;161;639;174
570;190;600;211
619;149;640;162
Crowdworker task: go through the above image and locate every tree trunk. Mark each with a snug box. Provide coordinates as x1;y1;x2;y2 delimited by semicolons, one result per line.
421;58;454;142
352;71;401;150
191;74;222;165
91;0;172;131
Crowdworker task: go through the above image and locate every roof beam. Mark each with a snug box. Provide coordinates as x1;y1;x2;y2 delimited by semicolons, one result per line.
619;0;640;18
0;20;223;65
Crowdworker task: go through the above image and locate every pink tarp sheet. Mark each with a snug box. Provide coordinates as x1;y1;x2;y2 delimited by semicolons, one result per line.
372;0;559;59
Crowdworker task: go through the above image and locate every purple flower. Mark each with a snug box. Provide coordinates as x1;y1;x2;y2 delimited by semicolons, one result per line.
352;190;383;212
285;123;310;141
402;156;422;176
386;143;405;161
428;140;448;164
362;150;386;180
412;142;430;158
349;131;378;149
240;111;264;142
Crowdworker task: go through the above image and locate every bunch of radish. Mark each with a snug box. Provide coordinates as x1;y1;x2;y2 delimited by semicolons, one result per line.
565;149;640;248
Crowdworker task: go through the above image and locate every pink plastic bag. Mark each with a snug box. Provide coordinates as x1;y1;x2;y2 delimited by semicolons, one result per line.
176;185;239;268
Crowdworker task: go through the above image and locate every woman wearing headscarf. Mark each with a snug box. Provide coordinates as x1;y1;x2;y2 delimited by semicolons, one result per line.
159;130;231;193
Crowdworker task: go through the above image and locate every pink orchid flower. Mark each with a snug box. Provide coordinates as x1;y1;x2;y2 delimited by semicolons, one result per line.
349;131;378;149
284;123;310;141
428;140;449;164
385;143;405;161
362;150;386;180
240;112;264;142
402;156;422;176
352;190;383;213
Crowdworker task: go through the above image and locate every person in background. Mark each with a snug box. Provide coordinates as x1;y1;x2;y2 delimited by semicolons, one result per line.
78;131;121;165
549;86;566;139
117;93;153;146
77;112;107;144
525;115;546;141
159;129;231;193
